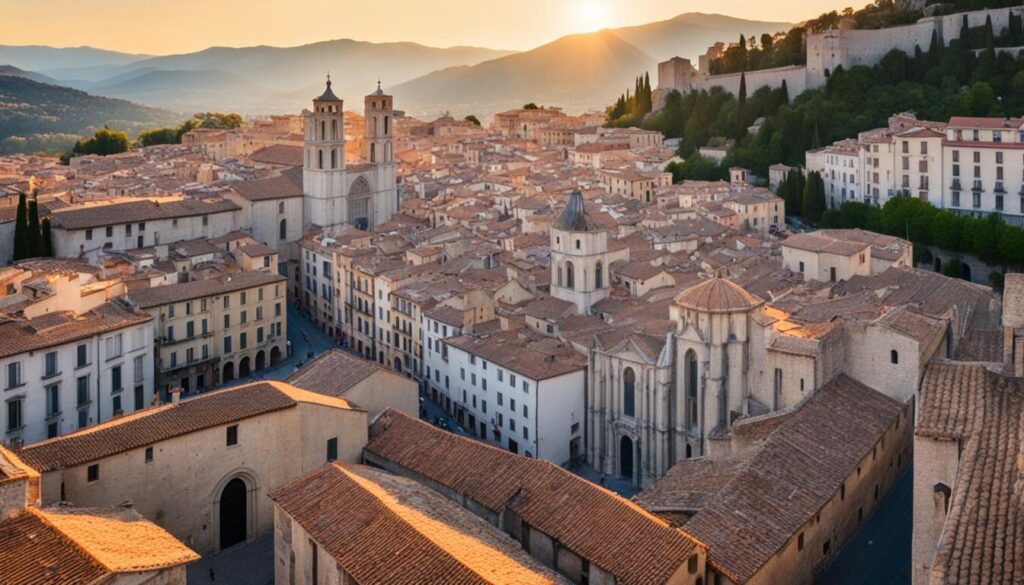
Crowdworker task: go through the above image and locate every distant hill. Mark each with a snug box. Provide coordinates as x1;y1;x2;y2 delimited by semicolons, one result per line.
610;12;791;62
43;39;514;113
0;75;179;154
394;30;656;117
0;64;61;86
84;69;266;112
0;45;150;73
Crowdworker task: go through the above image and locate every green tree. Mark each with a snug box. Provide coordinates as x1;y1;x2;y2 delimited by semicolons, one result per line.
40;218;53;258
12;192;27;261
26;196;41;258
801;171;826;223
522;103;539;110
954;81;1000;116
138;127;179;147
464;115;481;126
736;72;748;139
69;127;131;159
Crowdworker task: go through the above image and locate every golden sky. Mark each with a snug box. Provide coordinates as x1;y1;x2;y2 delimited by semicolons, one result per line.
1;0;857;55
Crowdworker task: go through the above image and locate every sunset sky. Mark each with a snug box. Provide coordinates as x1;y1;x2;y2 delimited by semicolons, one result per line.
3;0;858;55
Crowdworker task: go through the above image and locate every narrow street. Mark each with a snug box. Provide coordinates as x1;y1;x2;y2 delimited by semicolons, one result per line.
817;467;913;585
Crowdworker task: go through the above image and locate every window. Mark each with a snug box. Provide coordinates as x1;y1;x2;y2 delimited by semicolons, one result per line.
112;395;122;414
106;334;123;359
44;351;58;378
623;368;636;417
226;424;239;446
224;336;232;354
87;464;99;482
77;344;88;368
890;349;899;364
564;261;575;290
798;532;805;551
134;355;144;383
111;366;122;392
105;226;113;238
86;229;93;240
522;381;529;393
77;376;89;405
46;384;59;417
327;437;338;461
6;362;20;388
6;399;22;431
145;446;154;463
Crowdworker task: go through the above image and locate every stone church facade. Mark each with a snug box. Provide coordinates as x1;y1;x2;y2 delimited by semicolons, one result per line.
302;78;398;232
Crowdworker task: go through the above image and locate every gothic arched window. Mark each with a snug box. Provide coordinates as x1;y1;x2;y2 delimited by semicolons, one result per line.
370;143;376;163
595;261;604;289
564;261;575;290
623;368;636;417
320;121;326;141
330;149;337;169
686;350;698;426
279;219;287;241
331;119;337;140
317;149;323;170
384;115;390;135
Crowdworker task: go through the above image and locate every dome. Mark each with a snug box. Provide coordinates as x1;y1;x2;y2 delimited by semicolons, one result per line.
553;191;599;232
315;77;341;102
674;278;762;313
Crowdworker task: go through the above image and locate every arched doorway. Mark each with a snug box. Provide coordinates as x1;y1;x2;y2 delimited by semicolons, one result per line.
378;351;384;364
619;436;634;482
239;356;251;378
394;357;403;373
270;346;282;365
222;361;235;383
255;350;265;371
219;478;248;550
961;262;972;282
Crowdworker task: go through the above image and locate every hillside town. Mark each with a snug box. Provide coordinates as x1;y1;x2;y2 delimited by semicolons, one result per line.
3;3;1024;585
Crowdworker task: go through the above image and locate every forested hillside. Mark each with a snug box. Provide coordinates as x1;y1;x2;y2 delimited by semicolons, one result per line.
0;75;177;154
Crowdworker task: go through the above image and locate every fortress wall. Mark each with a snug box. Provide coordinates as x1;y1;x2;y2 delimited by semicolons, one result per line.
696;64;808;98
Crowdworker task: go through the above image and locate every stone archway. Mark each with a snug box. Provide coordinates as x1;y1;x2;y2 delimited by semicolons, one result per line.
270;346;282;365
222;361;235;383
239;356;251;378
394;357;403;373
219;478;247;551
213;470;258;553
619;435;634;482
255;350;266;371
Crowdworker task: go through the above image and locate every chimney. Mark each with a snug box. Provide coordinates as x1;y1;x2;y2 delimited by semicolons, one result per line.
169;387;183;405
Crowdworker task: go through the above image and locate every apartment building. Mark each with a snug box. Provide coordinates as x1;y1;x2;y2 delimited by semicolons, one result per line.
127;270;288;393
2;300;154;446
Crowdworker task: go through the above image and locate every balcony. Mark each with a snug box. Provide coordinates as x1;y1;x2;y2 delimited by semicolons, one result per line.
950;179;961;191
972;180;983;192
995;181;1006;193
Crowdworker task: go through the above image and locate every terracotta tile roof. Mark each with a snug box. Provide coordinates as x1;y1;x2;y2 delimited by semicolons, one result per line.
127;270;285;308
49;198;239;230
917;362;1024;584
230;174;304;201
37;506;198;572
287;349;405;399
782;232;869;256
248;144;303;167
672;376;904;583
16;381;357;472
634;455;753;520
674;278;763;314
366;409;700;584
271;463;568;585
445;329;585;381
0;510;107;584
0;301;151;360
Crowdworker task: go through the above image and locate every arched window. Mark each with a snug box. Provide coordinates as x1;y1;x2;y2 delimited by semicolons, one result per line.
384;115;390;135
320;121;326;141
279;219;287;241
595;261;604;289
330;149;337;169
623;368;636;417
564;261;575;290
891;350;899;364
575;239;581;250
370;143;376;163
686;351;698;426
331;119;337;140
933;483;951;515
317;149;323;169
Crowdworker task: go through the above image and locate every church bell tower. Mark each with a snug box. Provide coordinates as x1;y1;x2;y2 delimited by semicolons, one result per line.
303;75;346;229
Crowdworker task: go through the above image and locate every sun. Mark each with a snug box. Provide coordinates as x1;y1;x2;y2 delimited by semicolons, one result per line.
572;0;611;33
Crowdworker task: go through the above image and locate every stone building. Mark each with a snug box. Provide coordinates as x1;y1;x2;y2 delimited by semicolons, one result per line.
12;380;368;556
270;462;570;585
302;78;398;232
286;348;418;419
550;191;613;315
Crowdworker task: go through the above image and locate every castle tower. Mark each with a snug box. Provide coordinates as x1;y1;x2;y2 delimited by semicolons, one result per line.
303;76;347;229
550;191;610;314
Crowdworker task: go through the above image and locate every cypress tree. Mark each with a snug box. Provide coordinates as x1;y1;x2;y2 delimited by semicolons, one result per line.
781;79;790;104
737;72;748;138
12;192;27;261
802;171;826;223
27;196;41;258
960;14;970;49
985;15;994;51
40;218;53;257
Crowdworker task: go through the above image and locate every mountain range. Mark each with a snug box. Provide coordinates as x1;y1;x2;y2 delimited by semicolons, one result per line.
0;12;791;153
